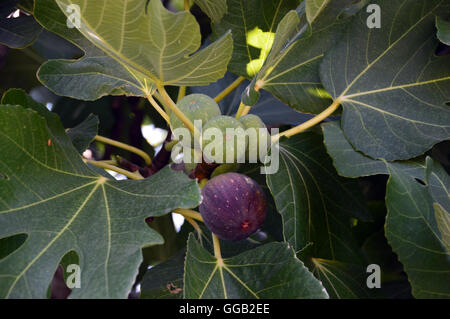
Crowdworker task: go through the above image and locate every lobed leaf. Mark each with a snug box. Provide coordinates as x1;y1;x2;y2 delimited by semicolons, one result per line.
184;234;328;299
34;0;144;100
35;0;232;100
320;0;450;160
321;121;426;179
385;158;450;298
53;0;232;86
0;102;201;298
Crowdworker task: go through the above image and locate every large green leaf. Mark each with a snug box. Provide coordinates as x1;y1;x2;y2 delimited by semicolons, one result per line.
252;1;356;114
212;0;298;78
320;0;450;161
0;105;201;298
34;0;144;100
266;133;369;262
194;0;227;23
323;121;450;297
184;234;328;298
385;159;450;298
55;0;232;86
266;148;376;300
35;0;232;100
322;121;426;179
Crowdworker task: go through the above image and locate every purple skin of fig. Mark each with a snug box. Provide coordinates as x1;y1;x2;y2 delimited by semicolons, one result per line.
199;173;267;241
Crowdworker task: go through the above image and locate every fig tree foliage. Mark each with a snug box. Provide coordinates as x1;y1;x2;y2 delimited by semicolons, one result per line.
0;0;448;300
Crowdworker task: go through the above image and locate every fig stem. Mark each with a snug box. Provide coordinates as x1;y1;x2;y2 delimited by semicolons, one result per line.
240;105;251;118
84;159;144;180
215;76;246;103
157;83;196;134
184;0;190;11
184;217;203;240
177;86;187;102
271;98;342;142
153;91;171;114
235;102;245;119
94;135;152;166
212;234;223;262
236;102;251;119
146;94;170;125
236;102;252;120
174;208;204;222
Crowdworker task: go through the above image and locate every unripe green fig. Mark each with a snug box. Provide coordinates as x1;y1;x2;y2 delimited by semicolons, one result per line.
199;173;267;241
239;114;271;162
201;115;247;164
170;94;221;148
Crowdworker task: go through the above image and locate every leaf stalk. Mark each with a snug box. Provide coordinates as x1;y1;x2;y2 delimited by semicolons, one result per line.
157;83;196;133
146;94;170;125
174;208;204;222
212;234;223;264
94;135;152;165
84;160;144;180
272;98;342;142
215;76;246;103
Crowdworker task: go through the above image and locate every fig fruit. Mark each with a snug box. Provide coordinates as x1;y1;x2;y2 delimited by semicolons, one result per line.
201;115;247;163
170;94;221;148
239;114;271;162
199;172;267;241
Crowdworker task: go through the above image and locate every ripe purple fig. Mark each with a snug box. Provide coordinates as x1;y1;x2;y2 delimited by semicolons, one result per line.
199;173;267;241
